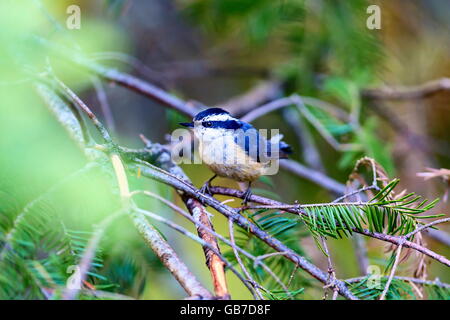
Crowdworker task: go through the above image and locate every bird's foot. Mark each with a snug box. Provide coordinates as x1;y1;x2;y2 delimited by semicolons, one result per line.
200;181;212;196
241;188;253;206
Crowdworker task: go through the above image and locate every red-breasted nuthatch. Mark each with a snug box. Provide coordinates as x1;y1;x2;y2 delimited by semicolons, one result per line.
181;108;292;204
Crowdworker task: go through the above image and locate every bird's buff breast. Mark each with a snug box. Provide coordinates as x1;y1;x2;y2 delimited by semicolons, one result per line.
198;138;266;182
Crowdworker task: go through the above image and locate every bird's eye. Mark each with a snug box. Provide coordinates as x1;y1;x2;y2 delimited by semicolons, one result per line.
203;121;212;128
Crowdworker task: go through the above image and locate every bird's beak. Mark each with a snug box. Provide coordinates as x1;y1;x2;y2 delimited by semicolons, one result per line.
179;122;194;128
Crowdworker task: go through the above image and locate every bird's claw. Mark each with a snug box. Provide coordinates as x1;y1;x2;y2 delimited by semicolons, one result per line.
241;188;252;206
200;182;212;196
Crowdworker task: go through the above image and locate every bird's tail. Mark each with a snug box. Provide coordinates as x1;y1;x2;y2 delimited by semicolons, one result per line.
279;141;293;159
268;134;292;159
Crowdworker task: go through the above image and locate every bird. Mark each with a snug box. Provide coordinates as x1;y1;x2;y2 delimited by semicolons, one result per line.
180;107;292;204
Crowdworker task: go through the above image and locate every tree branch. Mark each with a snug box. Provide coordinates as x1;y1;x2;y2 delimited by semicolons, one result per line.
133;137;230;299
208;186;450;268
362;78;450;100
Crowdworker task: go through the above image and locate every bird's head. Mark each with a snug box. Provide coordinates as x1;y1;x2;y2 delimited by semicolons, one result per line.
180;107;242;141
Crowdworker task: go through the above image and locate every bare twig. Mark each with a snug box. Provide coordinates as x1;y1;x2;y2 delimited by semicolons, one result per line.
241;94;359;151
280;160;346;195
91;76;116;132
351;230;450;268
379;243;403;300
52;76;113;144
405;218;450;239
228;218;265;300
282;107;325;172
34;36;200;118
362;78;450;100
320;237;338;300
218;80;282;116
241;96;295;123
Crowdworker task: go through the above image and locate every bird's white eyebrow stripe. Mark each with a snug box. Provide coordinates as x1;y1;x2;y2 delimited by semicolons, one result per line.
201;114;235;122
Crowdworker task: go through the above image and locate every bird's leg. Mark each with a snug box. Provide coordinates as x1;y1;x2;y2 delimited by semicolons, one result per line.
241;182;253;205
200;174;217;195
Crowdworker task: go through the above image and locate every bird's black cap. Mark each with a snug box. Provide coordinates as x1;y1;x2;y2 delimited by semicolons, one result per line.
193;108;229;121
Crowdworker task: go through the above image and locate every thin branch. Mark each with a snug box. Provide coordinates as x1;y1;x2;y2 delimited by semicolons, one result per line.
218;80;282;116
241;96;296;123
353;229;450;267
379;243;403;300
241;94;359;151
208;186;450;268
320;237;339;300
253;252;291;267
228;218;265;300
332;185;378;203
280;160;346;195
294;96;359;152
282;107;325;172
362;78;450;100
131;209;213;298
135;136;230;298
91;76;116;132
405;218;450;239
52;76;113;144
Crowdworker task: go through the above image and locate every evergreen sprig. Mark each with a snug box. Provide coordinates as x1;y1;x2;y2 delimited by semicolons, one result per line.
300;179;441;240
348;276;450;300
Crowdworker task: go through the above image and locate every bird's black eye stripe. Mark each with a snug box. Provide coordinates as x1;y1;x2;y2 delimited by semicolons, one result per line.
202;120;242;129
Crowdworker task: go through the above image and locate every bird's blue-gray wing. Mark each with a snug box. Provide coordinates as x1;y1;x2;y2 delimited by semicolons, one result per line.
234;122;292;161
